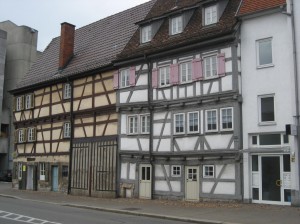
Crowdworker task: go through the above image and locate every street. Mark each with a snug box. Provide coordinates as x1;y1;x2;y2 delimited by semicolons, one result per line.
0;196;191;224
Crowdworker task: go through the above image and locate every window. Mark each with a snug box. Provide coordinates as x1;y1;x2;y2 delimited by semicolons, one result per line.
171;166;181;177
18;163;22;179
63;122;71;138
16;96;23;111
221;108;233;130
159;66;170;87
120;69;130;88
128;116;138;134
40;163;45;181
206;109;218;132
174;113;185;134
204;55;217;78
25;94;34;110
171;16;183;35
203;165;214;178
62;166;68;177
27;127;36;142
63;83;71;99
140;114;150;134
259;95;275;123
180;61;192;83
205;5;217;25
251;134;287;147
257;38;273;67
18;129;25;143
141;25;152;43
188;112;199;133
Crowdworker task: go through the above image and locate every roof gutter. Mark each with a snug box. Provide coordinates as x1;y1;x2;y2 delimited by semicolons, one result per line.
114;32;235;67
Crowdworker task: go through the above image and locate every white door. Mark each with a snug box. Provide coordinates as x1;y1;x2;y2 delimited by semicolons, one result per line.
139;164;152;199
26;166;33;190
185;166;199;201
251;154;291;205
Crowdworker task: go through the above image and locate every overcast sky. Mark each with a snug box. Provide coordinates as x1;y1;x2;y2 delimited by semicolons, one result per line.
0;0;149;51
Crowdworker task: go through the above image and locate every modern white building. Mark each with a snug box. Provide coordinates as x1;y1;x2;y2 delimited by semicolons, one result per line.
238;0;300;206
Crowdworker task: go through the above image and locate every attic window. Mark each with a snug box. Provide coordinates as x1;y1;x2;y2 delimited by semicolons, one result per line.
141;25;152;43
204;5;217;25
171;15;183;35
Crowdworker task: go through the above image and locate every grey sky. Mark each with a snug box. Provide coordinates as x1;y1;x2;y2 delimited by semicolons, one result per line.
0;0;149;51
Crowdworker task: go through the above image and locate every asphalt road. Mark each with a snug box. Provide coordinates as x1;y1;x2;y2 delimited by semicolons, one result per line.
0;196;192;224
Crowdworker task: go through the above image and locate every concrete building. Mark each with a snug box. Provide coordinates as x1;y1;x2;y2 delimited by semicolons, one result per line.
0;21;38;178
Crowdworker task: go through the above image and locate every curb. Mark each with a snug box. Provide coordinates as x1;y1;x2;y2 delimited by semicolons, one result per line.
0;194;240;224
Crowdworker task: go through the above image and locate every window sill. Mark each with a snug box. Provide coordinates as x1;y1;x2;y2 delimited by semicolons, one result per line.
257;64;274;69
258;121;276;126
158;84;171;89
205;130;218;134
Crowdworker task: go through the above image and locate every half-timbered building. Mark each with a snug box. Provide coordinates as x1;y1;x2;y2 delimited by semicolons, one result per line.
10;1;155;197
115;0;243;201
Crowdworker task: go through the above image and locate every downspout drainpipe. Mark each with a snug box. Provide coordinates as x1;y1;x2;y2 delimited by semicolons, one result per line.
290;0;300;205
67;78;74;194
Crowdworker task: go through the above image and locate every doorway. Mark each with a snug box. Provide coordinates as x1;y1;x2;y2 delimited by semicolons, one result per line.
26;166;33;190
139;164;152;199
185;166;199;201
52;166;59;192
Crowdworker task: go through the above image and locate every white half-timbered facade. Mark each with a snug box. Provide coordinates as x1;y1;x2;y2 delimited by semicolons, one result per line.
115;0;243;201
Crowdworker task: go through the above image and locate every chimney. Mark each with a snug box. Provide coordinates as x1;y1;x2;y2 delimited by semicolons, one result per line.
59;22;75;69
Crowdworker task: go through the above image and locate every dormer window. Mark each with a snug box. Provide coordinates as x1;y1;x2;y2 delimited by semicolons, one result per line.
141;25;152;43
204;5;217;25
171;15;183;35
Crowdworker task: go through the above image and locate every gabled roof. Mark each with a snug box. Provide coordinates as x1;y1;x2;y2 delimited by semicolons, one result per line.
237;0;286;17
117;0;241;61
16;0;156;91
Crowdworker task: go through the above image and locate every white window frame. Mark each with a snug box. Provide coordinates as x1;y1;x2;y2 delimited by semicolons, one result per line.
187;111;199;133
63;83;71;99
171;15;183;35
250;133;286;148
258;94;276;125
140;114;150;134
159;66;170;87
16;96;23;111
40;163;45;181
63;122;71;138
171;165;181;177
180;61;192;83
203;165;215;178
203;54;218;79
27;127;36;142
18;129;25;143
256;38;273;68
220;107;233;131
205;109;218;132
141;25;152;43
174;113;185;134
120;69;130;88
128;115;138;135
204;5;218;26
25;94;33;110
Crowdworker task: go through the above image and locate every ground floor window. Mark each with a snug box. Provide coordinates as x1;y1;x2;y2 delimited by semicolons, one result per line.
40;163;45;181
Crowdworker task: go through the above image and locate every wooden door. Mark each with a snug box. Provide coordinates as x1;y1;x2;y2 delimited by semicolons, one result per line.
139;164;152;199
185;166;199;201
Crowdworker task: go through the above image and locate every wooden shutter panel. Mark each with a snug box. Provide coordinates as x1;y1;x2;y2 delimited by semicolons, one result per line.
192;58;203;81
45;163;50;182
152;68;158;88
113;71;119;89
170;64;179;85
129;66;136;86
218;53;226;77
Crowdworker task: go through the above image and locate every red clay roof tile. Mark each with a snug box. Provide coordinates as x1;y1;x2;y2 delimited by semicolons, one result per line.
238;0;286;16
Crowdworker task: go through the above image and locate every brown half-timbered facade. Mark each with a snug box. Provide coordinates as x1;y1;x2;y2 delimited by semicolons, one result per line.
11;1;156;196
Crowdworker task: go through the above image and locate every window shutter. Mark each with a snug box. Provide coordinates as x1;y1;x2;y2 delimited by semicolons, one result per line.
20;96;24;110
170;64;179;85
33;127;37;142
217;53;226;77
113;71;119;89
152;68;158;88
30;93;35;108
129;66;136;86
192;58;203;81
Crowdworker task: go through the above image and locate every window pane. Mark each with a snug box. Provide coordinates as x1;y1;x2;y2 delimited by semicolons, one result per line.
284;189;291;202
283;155;291;172
261;97;274;122
252;136;258;145
253;188;259;200
146;167;151;180
252;155;258;171
259;39;272;65
283;135;289;144
260;134;281;145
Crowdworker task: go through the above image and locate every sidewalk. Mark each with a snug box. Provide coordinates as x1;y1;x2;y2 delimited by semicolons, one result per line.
0;182;299;224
